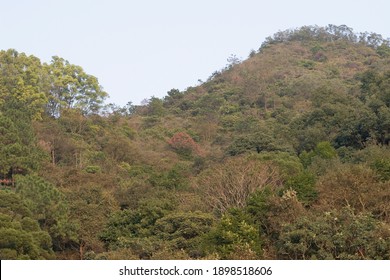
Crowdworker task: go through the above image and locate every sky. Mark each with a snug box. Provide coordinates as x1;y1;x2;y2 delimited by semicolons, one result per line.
1;0;390;106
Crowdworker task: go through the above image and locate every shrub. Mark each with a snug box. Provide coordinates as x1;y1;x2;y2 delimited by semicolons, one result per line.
372;159;390;181
84;165;101;174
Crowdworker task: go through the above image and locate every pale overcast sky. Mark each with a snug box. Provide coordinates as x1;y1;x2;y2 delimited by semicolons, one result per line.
1;0;389;105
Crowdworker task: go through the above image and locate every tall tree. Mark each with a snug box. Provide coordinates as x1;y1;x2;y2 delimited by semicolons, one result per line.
0;49;47;120
45;56;108;117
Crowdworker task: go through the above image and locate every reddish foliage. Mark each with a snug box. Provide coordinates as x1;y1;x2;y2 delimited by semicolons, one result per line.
168;132;204;156
0;178;12;186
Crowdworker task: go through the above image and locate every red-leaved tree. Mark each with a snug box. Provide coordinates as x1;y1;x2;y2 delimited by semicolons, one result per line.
168;132;204;157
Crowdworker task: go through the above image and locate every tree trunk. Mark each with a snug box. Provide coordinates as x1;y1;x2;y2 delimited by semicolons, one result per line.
51;149;56;165
79;241;86;260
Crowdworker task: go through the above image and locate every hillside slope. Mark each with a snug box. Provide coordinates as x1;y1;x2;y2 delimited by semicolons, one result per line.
1;25;390;260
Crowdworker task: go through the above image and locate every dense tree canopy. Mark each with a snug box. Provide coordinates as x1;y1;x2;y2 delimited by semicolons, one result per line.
1;25;390;259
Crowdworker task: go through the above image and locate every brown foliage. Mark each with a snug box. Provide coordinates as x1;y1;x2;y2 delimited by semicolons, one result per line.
197;157;282;214
317;164;390;222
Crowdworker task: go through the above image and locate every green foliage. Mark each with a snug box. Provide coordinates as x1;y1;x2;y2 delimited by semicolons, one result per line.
252;152;303;178
372;159;390;181
193;92;225;117
204;209;262;259
99;193;176;252
227;131;290;156
278;208;390;260
2;25;390;259
45;56;108;116
0;115;23;177
143;97;166;117
377;43;390;57
0;227;52;259
300;60;315;70
15;175;77;250
164;89;184;107
64;184;117;258
149;164;189;190
0;49;47;120
300;141;337;168
314;141;338;159
0;112;45;177
245;188;274;228
284;172;317;206
361;70;390;107
84;165;101;174
0;191;32;218
260;24;388;50
0;191;54;259
154;211;213;258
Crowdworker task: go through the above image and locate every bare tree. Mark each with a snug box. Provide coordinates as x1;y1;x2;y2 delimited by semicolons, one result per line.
197;157;281;214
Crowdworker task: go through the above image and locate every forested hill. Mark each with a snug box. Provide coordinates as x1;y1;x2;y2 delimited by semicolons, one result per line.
1;25;390;260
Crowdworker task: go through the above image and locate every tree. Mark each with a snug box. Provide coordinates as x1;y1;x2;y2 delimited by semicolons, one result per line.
164;89;184;106
64;185;117;259
377;43;390;57
149;164;190;190
0;115;22;179
99;193;176;257
0;115;44;182
372;159;390;181
0;49;47;120
226;54;241;69
0;50;56;177
227;132;279;156
144;97;165;117
299;141;337;168
45;56;107;116
283;171;317;206
15;175;77;251
0;191;54;259
317;164;390;222
154;211;213;258
168;132;203;158
204;209;261;259
197;158;281;214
